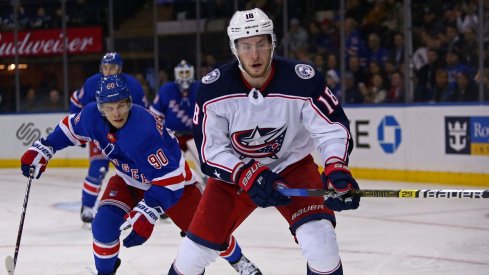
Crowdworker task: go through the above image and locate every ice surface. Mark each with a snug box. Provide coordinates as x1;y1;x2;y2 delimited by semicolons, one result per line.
1;168;488;274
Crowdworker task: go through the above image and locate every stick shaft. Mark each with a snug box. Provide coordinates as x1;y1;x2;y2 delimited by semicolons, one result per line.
278;188;489;199
13;174;34;267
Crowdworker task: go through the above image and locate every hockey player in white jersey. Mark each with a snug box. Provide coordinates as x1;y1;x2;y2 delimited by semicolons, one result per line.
168;8;360;275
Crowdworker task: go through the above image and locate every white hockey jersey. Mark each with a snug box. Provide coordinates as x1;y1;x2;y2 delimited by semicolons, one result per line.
192;57;352;184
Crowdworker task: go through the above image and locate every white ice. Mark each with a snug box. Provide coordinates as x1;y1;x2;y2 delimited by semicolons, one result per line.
1;168;488;275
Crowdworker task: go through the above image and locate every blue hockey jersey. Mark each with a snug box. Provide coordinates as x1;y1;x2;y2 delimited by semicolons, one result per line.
46;103;185;209
149;81;197;132
70;72;147;114
193;57;353;184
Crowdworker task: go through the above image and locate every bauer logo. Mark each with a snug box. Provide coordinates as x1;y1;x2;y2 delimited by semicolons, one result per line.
377;115;401;154
445;116;489;155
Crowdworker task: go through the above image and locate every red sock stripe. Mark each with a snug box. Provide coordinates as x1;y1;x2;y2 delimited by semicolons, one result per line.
93;240;120;259
219;235;237;257
83;181;101;194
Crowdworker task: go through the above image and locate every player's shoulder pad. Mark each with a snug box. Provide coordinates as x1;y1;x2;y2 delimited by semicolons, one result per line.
275;56;319;81
200;61;237;86
197;61;240;102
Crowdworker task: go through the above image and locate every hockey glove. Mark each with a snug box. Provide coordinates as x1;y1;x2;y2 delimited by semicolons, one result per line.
322;162;360;211
20;138;55;179
235;160;290;208
119;200;163;248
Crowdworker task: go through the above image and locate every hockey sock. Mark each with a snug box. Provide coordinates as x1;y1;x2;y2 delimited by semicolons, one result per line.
219;235;242;264
92;205;125;274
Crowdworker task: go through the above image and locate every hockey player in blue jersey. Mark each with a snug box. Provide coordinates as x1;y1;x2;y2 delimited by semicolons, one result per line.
169;8;360;275
70;52;147;223
21;75;262;275
150;60;197;152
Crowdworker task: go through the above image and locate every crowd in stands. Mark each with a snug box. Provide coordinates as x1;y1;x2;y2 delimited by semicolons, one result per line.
251;0;488;104
0;0;145;31
0;0;488;113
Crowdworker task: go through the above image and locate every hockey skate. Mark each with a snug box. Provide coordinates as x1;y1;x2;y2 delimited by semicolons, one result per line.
231;255;262;275
80;205;94;223
99;258;121;275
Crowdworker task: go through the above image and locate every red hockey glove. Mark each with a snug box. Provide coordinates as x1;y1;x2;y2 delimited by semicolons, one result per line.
20;138;55;179
322;162;360;211
119;200;162;248
235;160;290;208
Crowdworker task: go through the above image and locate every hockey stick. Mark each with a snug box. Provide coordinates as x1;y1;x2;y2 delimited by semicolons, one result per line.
5;168;35;275
277;187;489;199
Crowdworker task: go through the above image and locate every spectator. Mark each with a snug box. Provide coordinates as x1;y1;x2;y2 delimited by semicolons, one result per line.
386;70;403;103
344;17;368;64
431;69;455;102
345;0;369;26
344;72;364;104
347;55;368;86
51;6;69;28
417;48;444;93
312;53;327;73
362;0;387;34
326;69;341;99
294;48;313;65
388;32;405;68
443;24;463;52
285;17;309;55
22;87;39;112
361;73;387;104
456;2;478;34
366;33;389;68
30;7;51;29
450;71;479;102
459;27;479;69
43;89;64;112
445;48;473;88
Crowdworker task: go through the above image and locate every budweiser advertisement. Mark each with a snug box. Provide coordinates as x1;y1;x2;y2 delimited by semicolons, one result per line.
0;27;103;57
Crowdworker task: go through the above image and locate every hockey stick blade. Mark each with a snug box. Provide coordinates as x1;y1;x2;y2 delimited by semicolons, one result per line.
5;256;15;275
277;188;489;199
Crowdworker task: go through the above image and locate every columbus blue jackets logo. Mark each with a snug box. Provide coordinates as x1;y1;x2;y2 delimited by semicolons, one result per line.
231;125;287;159
295;64;315;79
201;69;220;84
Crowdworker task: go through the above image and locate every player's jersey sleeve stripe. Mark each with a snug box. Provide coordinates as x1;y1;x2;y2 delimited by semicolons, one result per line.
149;105;164;118
305;97;350;163
59;114;90;145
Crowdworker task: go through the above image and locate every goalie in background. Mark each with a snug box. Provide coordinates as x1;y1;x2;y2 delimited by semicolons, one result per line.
21;74;262;275
150;60;206;183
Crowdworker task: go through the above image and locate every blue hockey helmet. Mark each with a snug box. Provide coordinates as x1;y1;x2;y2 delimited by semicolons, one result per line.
174;60;194;90
95;74;132;114
100;52;123;66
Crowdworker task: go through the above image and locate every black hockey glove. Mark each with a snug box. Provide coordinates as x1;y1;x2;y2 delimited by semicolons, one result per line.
322;162;361;211
235;160;290;208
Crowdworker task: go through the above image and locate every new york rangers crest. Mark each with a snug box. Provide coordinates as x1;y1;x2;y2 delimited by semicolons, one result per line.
202;69;220;84
295;64;315;79
231;125;287;159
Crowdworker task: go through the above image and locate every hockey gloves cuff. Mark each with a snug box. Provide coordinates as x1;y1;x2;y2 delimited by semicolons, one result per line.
20;138;55;179
120;200;163;248
322;162;360;211
234;160;290;208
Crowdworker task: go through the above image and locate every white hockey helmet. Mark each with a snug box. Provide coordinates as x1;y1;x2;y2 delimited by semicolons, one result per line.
227;8;276;57
174;60;194;90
